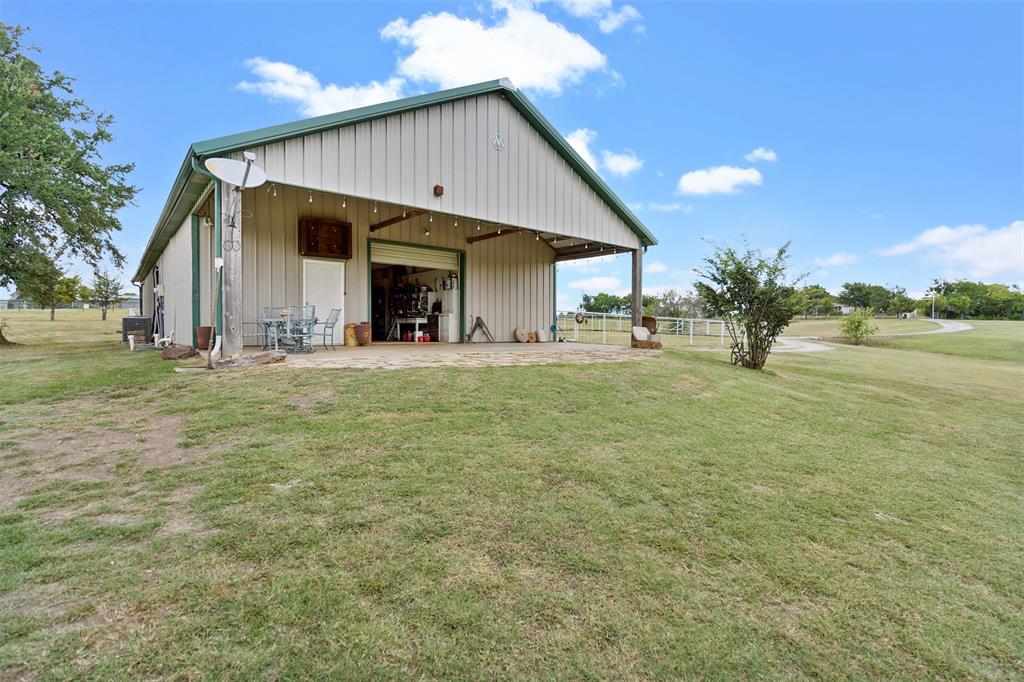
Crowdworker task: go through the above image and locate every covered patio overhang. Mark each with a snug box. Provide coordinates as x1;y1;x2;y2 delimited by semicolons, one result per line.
229;181;647;349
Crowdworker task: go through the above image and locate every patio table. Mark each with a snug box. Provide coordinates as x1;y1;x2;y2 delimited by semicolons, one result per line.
257;313;289;350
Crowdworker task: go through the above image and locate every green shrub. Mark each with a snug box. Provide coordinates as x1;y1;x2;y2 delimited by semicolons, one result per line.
839;308;880;345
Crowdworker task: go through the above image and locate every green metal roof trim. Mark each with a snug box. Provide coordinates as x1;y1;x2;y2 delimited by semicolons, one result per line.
133;78;655;282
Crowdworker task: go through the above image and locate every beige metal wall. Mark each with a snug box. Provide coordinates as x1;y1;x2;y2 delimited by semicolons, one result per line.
141;270;154;319
245;92;640;250
155;214;193;344
240;187;554;342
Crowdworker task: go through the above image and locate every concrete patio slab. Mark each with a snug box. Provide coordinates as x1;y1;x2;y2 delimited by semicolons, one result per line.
275;342;661;370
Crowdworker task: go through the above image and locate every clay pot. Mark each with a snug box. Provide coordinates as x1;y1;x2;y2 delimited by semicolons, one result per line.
195;326;212;350
355;322;372;346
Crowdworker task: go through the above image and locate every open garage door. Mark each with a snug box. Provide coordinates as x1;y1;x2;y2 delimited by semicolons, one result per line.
369;241;460;271
369;241;464;343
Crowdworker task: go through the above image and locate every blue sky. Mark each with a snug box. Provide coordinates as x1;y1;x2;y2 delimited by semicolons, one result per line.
4;0;1022;305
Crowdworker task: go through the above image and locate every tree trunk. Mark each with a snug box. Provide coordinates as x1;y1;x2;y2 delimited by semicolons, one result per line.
50;304;55;321
101;306;107;321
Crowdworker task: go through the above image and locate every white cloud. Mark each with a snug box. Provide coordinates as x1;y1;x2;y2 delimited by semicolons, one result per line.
567;130;643;177
744;147;778;163
552;0;612;16
238;58;405;116
645;261;668;274
814;252;858;267
677;166;763;196
878;221;1024;280
567;275;621;290
601;149;643;176
381;4;607;95
549;0;643;33
878;224;986;257
565;128;599;170
598;4;642;33
647;202;692;213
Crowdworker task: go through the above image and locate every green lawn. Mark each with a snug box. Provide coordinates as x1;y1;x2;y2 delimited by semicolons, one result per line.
1;310;1022;679
784;317;940;337
879;319;1024;363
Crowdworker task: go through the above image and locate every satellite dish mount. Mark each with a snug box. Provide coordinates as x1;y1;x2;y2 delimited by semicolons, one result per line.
204;151;267;192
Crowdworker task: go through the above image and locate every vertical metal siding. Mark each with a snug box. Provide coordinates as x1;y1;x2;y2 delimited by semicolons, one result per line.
156;214;193;345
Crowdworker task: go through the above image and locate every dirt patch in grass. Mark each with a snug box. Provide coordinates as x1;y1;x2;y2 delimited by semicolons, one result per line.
0;581;78;621
154;483;210;538
0;401;201;511
289;388;335;410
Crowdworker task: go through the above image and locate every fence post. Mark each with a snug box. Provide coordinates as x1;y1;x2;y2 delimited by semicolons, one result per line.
720;320;725;345
689;320;693;345
602;313;607;344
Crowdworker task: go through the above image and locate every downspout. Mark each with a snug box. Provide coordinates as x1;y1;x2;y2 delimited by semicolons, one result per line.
191;156;223;338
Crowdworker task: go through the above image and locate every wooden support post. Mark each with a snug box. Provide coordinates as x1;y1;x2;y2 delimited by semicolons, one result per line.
631;248;642;328
369;209;426;232
221;180;243;358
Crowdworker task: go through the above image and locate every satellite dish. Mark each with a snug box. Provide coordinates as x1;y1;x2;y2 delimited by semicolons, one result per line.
204;156;267;190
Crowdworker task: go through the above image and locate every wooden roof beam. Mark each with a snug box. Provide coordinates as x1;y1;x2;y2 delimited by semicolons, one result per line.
466;227;522;244
369;209;427;232
554;244;630;262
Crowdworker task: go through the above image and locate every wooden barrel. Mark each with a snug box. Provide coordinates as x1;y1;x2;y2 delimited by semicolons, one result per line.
344;323;358;347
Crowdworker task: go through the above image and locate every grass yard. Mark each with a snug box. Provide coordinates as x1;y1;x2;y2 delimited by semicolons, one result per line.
878;319;1024;364
783;317;940;337
1;310;1022;679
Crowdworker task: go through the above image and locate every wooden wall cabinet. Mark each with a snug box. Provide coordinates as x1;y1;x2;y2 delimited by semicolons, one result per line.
299;217;352;259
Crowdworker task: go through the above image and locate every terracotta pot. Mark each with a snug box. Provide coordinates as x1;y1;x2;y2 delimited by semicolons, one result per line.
355;322;372;346
195;326;212;350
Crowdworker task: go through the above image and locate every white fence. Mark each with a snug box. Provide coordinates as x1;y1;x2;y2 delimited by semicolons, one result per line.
0;299;141;311
555;310;728;347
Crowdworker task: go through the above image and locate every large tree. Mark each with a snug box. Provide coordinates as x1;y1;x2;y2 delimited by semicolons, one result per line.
798;284;836;318
11;250;66;320
0;24;137;288
888;286;915;317
90;270;128;321
647;289;705;319
580;292;628;314
694;242;803;370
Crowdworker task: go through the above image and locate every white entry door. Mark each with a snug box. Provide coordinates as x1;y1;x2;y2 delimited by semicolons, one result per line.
303;258;345;345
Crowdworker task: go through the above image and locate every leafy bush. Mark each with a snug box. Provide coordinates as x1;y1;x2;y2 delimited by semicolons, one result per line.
695;242;803;370
839;308;880;345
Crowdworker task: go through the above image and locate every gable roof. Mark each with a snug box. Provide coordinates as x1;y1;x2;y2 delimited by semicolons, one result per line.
133;78;655;282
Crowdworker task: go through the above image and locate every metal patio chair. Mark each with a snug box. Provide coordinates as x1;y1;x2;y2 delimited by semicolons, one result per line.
282;305;316;353
261;306;288;350
315;308;342;350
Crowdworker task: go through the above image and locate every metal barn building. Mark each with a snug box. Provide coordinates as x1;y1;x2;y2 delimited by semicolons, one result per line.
132;78;656;356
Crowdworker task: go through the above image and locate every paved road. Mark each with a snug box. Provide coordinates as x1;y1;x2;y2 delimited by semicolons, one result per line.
890;319;973;335
773;318;973;353
696;319;975;355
